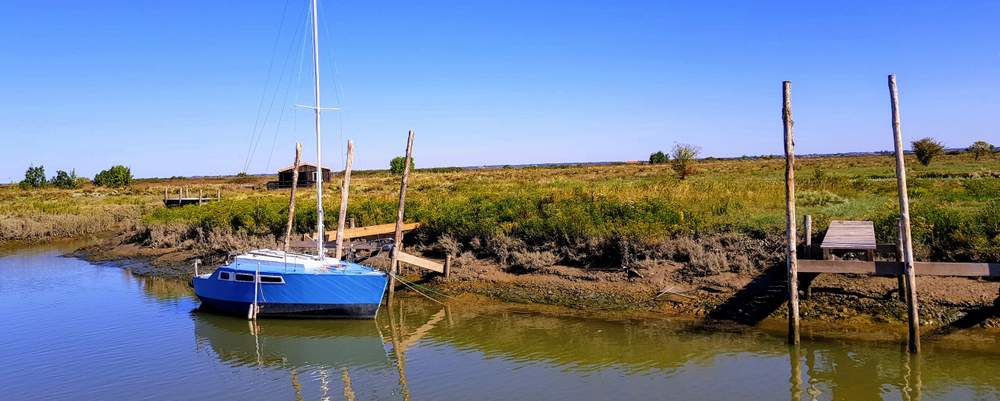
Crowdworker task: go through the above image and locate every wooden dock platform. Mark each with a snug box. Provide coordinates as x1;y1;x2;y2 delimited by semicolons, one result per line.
820;220;876;260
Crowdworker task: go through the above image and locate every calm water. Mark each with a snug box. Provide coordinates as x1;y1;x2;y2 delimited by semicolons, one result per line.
3;245;999;401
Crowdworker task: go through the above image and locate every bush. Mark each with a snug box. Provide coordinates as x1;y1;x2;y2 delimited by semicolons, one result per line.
19;165;46;189
389;156;414;175
51;169;80;189
649;151;668;164
94;165;133;188
968;140;995;161
911;137;944;166
671;144;700;179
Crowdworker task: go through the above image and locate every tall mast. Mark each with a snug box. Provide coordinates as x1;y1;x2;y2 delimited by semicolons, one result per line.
311;0;324;259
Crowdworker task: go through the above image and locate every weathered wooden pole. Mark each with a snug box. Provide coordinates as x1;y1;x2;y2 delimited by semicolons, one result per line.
334;140;354;260
388;130;415;299
444;255;452;279
283;143;302;253
897;218;907;302
889;74;920;353
803;215;812;258
782;81;801;345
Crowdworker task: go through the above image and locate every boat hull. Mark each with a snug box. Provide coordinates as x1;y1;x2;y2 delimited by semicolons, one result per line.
197;296;381;318
192;261;389;320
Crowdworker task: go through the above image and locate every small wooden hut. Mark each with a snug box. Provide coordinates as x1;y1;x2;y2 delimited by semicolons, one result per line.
267;163;331;190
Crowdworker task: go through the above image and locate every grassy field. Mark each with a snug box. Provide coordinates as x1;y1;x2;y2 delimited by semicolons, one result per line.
3;153;998;265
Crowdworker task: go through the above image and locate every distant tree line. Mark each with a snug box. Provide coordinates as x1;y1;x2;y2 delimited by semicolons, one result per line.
18;165;133;189
911;138;995;166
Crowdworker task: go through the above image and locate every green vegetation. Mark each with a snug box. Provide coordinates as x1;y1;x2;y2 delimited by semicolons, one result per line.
912;137;944;166
670;144;700;179
19;166;47;189
389;156;414;175
648;151;668;164
968;140;995;161
94;165;133;188
51;169;81;189
5;153;998;263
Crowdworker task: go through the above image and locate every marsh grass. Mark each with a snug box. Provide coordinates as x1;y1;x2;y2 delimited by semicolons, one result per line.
4;153;998;263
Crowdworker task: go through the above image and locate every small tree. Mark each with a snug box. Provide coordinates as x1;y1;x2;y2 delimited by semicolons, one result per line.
94;165;133;188
968;140;995;161
51;169;80;189
389;156;414;175
911;137;944;166
648;151;668;164
19;165;47;189
670;144;700;179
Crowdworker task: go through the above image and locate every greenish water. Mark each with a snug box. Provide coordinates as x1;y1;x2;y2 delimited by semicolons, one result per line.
2;244;999;401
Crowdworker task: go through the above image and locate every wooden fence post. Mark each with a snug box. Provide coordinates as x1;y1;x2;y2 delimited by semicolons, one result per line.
335;140;354;260
889;74;920;353
444;255;452;279
283;143;302;253
782;81;801;345
388;130;415;300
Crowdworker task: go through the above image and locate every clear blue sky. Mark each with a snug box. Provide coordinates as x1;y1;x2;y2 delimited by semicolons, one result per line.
1;1;997;181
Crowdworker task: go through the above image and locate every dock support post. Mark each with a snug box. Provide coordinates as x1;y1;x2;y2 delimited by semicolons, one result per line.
803;215;812;259
335;140;354;260
889;74;920;353
388;130;415;300
444;255;452;279
782;81;800;345
896;218;907;302
283;143;302;253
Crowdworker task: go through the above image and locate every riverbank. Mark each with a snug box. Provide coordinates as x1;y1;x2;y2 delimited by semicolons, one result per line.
73;229;1000;331
7;152;999;331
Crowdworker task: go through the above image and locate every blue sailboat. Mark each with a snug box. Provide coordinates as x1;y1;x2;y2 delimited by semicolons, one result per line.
193;0;388;319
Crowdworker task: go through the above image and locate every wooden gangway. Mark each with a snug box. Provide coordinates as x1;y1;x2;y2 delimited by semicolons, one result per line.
819;220;876;260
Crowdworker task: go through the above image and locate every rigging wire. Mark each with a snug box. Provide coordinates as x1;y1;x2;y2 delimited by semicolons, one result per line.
317;0;347;169
245;3;308;176
265;3;313;171
242;0;292;175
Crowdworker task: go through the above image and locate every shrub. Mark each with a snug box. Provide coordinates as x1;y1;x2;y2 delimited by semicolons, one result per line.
968;140;995;161
911;137;944;166
670;144;700;179
389;156;414;175
94;165;133;188
51;169;80;189
648;151;668;164
19;165;46;189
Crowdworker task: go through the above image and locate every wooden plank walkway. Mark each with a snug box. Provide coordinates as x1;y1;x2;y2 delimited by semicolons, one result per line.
820;220;877;250
799;260;1000;277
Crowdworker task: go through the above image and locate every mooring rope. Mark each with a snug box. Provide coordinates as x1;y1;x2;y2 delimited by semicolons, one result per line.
385;270;449;306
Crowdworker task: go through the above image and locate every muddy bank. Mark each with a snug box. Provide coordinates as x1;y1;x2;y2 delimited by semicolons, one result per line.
73;224;1000;331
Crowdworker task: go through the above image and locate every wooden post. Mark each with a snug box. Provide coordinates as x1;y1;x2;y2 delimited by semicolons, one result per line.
283;143;302;253
782;81;800;345
444;255;452;279
335;140;354;260
198;189;203;205
217;188;221;200
349;217;356;229
896;218;907;302
889;74;920;353
388;130;415;299
163;187;167;201
803;215;812;259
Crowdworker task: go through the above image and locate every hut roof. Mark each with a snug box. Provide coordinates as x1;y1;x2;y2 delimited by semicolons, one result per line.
276;162;331;173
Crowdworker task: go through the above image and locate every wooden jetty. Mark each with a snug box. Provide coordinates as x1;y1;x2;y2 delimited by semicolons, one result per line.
782;75;999;353
163;187;220;208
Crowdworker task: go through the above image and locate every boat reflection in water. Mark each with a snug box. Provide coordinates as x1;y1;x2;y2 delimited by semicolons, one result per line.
194;312;389;370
